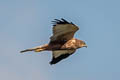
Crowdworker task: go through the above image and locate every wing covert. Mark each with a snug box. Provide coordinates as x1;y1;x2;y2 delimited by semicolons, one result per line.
50;18;79;43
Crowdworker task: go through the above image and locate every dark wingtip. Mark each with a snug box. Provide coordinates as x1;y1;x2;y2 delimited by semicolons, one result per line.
52;18;74;26
49;60;56;65
49;54;71;65
49;62;54;65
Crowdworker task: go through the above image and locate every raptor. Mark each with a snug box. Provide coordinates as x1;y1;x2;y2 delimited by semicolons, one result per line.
20;18;87;65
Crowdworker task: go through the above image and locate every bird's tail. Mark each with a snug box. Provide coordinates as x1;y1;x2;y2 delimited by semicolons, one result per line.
20;45;47;53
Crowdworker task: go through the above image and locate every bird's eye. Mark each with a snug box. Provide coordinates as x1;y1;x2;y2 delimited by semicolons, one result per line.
83;42;86;45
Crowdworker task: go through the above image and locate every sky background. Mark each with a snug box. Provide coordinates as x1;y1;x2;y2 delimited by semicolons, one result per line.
0;0;120;80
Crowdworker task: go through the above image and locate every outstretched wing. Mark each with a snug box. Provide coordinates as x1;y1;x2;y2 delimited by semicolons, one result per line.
50;50;76;65
50;18;79;44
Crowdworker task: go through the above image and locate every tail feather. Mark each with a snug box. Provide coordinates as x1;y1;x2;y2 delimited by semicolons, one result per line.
20;44;48;53
20;45;48;53
20;48;35;53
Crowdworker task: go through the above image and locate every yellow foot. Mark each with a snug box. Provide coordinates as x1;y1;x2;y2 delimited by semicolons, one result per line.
35;49;44;52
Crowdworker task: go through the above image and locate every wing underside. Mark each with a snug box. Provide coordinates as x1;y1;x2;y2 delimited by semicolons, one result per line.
50;50;76;65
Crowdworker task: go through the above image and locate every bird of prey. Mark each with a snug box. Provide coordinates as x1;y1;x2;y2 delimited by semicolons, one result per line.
20;18;87;65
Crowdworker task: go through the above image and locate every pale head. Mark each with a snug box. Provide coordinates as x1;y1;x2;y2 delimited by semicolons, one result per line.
78;40;87;48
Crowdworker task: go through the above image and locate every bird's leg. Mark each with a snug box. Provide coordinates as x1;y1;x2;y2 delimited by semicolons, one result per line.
34;47;45;52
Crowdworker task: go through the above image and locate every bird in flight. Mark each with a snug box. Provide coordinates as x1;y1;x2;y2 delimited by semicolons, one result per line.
20;18;87;65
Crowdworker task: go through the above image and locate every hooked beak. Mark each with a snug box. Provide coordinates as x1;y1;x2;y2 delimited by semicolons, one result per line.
83;45;87;48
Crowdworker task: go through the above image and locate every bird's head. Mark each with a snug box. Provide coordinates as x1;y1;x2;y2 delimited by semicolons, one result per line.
79;40;87;48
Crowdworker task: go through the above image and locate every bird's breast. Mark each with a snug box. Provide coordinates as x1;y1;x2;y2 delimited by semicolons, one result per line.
61;39;78;49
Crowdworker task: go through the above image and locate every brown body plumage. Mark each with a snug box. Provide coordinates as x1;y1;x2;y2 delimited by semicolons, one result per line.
20;18;87;65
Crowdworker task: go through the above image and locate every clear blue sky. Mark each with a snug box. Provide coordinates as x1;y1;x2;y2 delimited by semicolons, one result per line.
0;0;120;80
